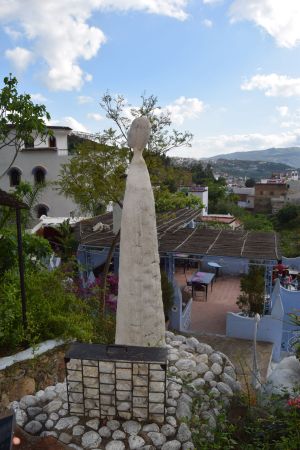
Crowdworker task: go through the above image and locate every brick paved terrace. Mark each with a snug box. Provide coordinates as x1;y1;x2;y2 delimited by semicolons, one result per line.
175;268;241;335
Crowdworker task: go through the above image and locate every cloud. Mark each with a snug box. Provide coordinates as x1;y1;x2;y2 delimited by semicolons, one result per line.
241;74;300;97
276;106;289;117
49;116;88;132
77;95;94;104
202;19;213;27
30;93;47;103
230;0;300;48
0;1;188;90
5;46;34;72
165;96;206;125
4;25;21;39
87;112;104;121
170;129;300;158
203;0;222;4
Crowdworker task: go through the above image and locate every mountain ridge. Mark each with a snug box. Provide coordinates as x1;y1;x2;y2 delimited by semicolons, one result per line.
208;147;300;167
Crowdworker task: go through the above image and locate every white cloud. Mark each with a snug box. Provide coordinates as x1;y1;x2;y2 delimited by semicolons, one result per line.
30;93;47;103
0;1;188;90
49;116;88;132
165;96;206;125
203;0;222;4
276;106;289;117
230;0;300;48
5;46;34;72
77;95;94;104
87;112;104;121
202;19;213;27
241;74;300;97
4;25;21;39
170;129;300;158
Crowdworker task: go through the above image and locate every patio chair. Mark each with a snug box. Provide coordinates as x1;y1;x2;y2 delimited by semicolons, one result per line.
192;282;206;301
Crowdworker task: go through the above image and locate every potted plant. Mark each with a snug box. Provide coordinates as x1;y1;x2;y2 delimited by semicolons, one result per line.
236;266;265;316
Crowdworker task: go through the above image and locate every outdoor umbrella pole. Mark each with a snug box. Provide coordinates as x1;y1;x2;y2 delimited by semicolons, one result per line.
16;207;27;330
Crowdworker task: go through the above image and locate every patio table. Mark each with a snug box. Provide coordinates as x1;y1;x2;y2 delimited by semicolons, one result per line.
207;261;222;278
189;271;215;301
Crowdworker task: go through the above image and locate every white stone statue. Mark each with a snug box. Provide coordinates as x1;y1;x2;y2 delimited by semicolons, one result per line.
115;117;166;347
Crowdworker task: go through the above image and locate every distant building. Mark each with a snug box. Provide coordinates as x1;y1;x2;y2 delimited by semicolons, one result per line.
232;187;255;210
179;185;208;215
0;126;78;218
254;181;287;214
197;214;241;230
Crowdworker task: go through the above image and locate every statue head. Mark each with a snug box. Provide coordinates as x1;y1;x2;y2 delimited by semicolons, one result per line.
127;116;151;152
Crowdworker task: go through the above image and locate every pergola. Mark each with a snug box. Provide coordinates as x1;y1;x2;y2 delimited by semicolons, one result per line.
75;208;280;297
0;189;29;329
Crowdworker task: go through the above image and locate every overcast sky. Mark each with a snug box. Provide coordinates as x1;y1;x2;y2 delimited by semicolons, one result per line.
1;0;300;159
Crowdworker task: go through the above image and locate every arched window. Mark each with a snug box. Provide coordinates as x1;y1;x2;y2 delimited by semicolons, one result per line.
36;204;49;218
8;167;22;187
49;135;57;148
32;166;46;185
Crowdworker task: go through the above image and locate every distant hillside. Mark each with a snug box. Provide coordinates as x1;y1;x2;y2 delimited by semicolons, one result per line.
171;156;294;180
210;147;300;167
208;159;293;180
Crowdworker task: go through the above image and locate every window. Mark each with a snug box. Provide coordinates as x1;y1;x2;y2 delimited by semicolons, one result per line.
24;137;34;148
32;166;46;185
8;168;21;187
36;204;49;218
49;135;57;148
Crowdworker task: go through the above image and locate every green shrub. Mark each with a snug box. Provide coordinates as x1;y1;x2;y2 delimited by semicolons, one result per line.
236;266;265;316
0;268;95;352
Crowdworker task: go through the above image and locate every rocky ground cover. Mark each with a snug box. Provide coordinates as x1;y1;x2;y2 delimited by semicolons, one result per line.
8;332;241;449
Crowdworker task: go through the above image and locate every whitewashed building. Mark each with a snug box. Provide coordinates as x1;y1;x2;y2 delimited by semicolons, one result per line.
0;126;78;218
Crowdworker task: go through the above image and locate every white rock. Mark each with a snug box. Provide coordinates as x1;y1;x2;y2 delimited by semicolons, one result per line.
122;420;141;435
59;432;72;444
142;423;160;432
195;354;208;364
106;441;125;450
49;412;59;421
190;378;205;390
161;441;181;450
40;431;58;438
186;337;199;349
167;407;176;414
166;416;177;427
69;444;83;450
216;382;233;396
177;423;192;443
24;420;42;435
196;343;213;355
173;335;186;342
73;425;85;436
195;363;209;374
27;406;42;418
45;419;54;430
107;420;121;431
15;408;28;427
112;430;126;440
20;395;38;409
209;353;223;365
182;442;195;449
43;399;62;413
99;426;111;438
35;390;45;400
58;408;68;416
35;413;48;423
81;430;102;449
128;435;145;449
147;432;166;447
175;359;196;371
86;418;100;430
43;390;57;402
161;424;176;437
55;416;80;430
203;371;214;382
211;363;222;375
223;365;236;379
55;382;66;394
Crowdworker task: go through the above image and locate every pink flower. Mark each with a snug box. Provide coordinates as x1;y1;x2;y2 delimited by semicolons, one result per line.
288;396;300;408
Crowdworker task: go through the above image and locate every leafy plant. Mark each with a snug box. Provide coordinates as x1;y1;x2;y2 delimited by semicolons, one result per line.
236;266;265;316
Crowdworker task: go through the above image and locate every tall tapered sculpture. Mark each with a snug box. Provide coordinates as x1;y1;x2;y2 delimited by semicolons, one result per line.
115;117;166;347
